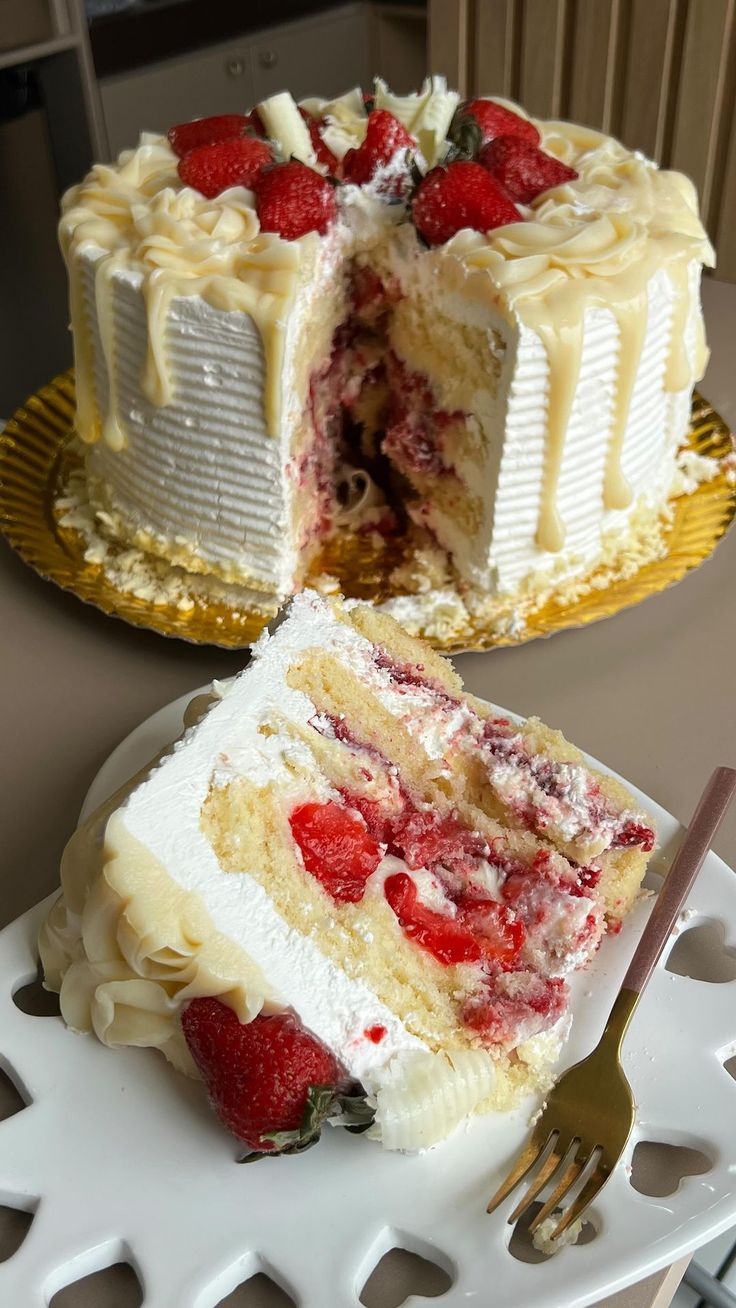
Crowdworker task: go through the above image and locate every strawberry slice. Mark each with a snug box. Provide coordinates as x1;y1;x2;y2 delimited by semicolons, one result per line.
254;160;338;239
463;99;540;147
342;109;414;190
298;106;340;174
182;1000;372;1154
290;800;383;902
168;114;252;158
384;871;482;965
177;136;273;198
412;161;521;246
479;135;578;203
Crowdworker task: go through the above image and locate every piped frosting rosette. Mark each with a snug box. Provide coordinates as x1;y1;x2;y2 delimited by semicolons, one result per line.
39;695;271;1078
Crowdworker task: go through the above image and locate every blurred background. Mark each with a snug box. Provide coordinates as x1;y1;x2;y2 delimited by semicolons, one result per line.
1;0;734;418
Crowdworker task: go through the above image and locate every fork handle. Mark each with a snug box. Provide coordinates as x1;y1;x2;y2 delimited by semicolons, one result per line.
620;766;736;996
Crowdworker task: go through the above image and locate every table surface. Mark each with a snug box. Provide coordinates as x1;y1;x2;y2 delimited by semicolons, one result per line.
1;277;734;1308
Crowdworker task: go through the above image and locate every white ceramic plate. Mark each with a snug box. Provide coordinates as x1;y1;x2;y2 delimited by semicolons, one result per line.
1;689;735;1308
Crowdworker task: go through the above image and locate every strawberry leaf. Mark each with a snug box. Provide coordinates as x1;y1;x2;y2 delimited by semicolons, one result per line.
333;1082;376;1134
237;1081;375;1160
447;110;483;161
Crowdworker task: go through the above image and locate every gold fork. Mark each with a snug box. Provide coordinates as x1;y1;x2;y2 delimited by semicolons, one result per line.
487;765;736;1246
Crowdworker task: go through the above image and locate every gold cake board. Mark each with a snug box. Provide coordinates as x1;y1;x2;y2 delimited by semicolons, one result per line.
0;371;734;652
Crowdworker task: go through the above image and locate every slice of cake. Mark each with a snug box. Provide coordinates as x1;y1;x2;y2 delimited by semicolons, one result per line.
56;79;715;631
39;592;654;1153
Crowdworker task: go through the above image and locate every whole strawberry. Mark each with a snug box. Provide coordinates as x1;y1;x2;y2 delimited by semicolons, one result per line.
412;161;521;246
342;109;414;189
479;135;578;203
255;160;337;239
298;106;340;174
182;1000;342;1153
178;136;273;199
168;113;251;158
462;99;540;147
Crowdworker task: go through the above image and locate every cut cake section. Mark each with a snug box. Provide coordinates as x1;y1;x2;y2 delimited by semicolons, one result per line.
39;592;654;1151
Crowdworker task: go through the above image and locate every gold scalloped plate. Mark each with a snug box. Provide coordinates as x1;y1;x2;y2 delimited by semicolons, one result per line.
1;370;734;652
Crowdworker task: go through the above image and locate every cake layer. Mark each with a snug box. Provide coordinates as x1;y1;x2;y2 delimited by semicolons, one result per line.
58;82;714;610
40;592;655;1150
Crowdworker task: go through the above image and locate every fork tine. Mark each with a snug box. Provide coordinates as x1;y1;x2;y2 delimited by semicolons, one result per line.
528;1143;589;1234
549;1157;611;1242
507;1139;567;1224
486;1132;553;1215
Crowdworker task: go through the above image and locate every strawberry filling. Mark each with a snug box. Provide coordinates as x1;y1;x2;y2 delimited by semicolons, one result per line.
294;267;475;556
481;718;655;853
384;871;482;965
289;800;382;903
611;820;656;852
364;1024;387;1043
463;974;568;1044
382;355;462;481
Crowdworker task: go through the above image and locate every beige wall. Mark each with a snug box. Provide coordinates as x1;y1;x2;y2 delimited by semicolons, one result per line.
429;0;736;279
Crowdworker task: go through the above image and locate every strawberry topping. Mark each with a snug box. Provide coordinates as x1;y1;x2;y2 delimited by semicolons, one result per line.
343;109;414;190
412;161;521;246
384;871;482;965
479;135;578;203
168;113;252;158
177;136;273;199
289;800;383;902
462;99;541;147
181;1000;341;1152
298;107;340;174
254;160;337;239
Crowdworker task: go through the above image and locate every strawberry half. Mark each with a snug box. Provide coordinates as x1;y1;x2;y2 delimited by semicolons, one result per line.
463;99;540;147
411;161;521;246
298;106;340;174
479;136;578;203
384;871;482;965
178;136;273;199
182;999;373;1155
342;109;414;190
254;160;338;239
167;113;252;158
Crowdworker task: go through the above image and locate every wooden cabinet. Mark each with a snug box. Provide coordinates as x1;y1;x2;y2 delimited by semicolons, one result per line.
429;0;736;280
100;4;375;161
100;33;257;158
249;6;372;104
